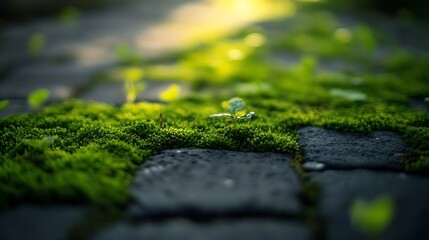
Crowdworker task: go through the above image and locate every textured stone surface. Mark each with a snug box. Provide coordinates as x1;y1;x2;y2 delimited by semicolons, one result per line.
311;170;429;240
0;63;101;100
297;127;406;170
0;99;31;118
0;204;87;240
94;219;312;240
130;148;301;218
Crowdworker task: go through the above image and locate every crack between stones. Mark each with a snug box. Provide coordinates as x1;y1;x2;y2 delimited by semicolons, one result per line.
292;152;326;240
127;210;305;224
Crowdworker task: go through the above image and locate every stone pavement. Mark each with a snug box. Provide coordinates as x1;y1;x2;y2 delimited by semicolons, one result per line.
0;0;195;117
1;1;429;240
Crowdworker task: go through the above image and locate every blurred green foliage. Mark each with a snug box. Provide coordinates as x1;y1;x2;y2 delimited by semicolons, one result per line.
58;6;81;24
0;100;9;111
27;89;50;109
350;195;394;237
28;33;46;56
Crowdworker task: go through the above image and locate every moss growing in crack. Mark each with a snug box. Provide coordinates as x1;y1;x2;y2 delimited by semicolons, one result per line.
1;6;429;212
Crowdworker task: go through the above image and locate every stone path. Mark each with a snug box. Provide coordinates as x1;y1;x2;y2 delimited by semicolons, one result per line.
0;205;87;240
1;1;429;240
0;0;195;117
297;127;406;171
95;149;313;240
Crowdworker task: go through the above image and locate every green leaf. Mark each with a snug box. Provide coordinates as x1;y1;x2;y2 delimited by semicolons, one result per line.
25;136;56;150
350;195;394;237
0;99;9;111
28;89;50;109
210;113;232;118
330;88;367;101
228;97;246;114
237;111;255;120
28;33;46;56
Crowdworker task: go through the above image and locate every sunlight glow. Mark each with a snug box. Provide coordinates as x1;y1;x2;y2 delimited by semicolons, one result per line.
136;0;297;56
334;28;352;43
245;33;266;47
228;49;245;61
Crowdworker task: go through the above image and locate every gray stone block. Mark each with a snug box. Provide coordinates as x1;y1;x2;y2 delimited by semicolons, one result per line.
0;204;87;240
311;170;429;240
297;127;406;170
130;148;302;218
94;219;312;240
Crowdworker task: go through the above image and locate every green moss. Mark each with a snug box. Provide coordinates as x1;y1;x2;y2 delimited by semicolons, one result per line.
1;6;429;211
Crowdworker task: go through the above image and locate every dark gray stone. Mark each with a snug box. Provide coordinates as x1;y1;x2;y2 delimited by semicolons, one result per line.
0;63;98;100
311;170;429;240
130;148;302;218
0;204;87;240
297;127;406;170
0;99;32;118
409;98;429;111
94;219;312;240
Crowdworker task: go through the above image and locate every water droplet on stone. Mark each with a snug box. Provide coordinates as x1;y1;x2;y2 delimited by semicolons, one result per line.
302;161;326;171
143;168;151;175
223;178;235;188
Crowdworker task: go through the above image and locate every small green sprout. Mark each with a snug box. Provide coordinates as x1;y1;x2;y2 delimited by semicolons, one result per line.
349;194;394;237
330;88;367;101
120;67;145;103
28;33;46;56
0;99;9;111
210;97;255;121
28;89;50;109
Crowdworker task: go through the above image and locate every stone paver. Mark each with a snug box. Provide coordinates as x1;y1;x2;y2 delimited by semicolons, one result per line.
0;62;104;100
297;127;406;171
311;170;429;240
94;219;312;240
0;204;87;240
0;0;194;69
130;148;302;218
0;99;31;118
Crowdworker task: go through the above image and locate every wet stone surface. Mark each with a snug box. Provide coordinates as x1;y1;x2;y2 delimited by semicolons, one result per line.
0;204;87;240
311;170;429;240
297;127;407;170
130;148;302;219
94;219;312;240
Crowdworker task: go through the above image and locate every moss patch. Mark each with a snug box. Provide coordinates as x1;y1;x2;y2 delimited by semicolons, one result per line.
1;6;429;209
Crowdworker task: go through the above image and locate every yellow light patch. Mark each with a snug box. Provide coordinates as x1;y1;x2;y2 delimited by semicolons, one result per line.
221;101;229;110
160;84;181;102
122;67;144;82
245;33;266;47
228;49;244;61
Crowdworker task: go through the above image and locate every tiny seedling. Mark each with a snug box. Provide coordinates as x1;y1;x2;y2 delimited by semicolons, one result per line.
28;89;50;109
0;99;9;111
121;68;145;103
349;194;394;237
210;97;255;121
